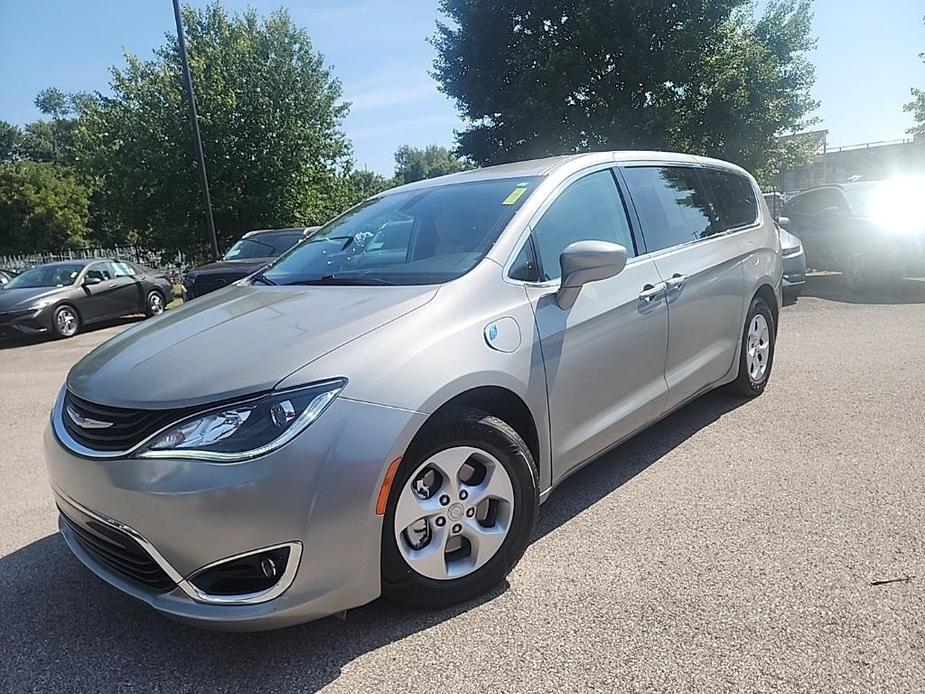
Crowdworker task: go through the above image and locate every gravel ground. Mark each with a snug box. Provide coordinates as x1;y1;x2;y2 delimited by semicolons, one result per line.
1;277;923;693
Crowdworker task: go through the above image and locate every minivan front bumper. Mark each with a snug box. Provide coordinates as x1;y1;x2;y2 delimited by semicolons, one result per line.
45;394;427;630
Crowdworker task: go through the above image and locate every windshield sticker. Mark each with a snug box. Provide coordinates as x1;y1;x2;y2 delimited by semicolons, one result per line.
501;183;529;206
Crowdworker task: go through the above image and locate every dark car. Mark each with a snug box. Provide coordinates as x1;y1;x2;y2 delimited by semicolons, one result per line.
783;179;925;290
0;259;173;339
778;225;806;304
183;227;318;299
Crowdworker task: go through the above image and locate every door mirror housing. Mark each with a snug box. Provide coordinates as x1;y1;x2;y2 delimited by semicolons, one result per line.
556;240;628;309
82;276;103;286
775;215;791;228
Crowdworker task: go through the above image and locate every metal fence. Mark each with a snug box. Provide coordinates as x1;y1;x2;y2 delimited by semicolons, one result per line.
0;247;193;282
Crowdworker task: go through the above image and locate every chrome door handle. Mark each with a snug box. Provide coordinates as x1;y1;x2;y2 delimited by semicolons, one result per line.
665;274;687;291
638;283;666;302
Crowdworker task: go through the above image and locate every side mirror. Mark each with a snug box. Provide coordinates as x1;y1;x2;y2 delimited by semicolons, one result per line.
556;240;627;310
819;206;840;218
82;276;103;286
776;215;791;228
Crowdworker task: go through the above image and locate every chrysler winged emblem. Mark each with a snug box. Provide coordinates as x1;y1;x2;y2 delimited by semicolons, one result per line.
66;405;113;429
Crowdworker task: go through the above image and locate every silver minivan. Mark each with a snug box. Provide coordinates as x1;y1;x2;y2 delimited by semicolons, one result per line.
46;151;782;630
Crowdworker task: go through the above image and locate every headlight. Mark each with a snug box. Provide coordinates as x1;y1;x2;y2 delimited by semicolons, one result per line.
782;242;802;256
138;379;346;461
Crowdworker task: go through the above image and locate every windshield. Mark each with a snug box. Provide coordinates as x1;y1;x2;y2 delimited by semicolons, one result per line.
262;177;538;286
223;233;303;260
4;264;84;289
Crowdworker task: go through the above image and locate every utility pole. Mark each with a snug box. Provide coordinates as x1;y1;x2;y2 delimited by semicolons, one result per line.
172;0;220;261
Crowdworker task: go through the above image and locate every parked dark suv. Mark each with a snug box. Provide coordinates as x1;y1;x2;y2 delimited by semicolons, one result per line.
183;227;318;299
783;180;925;290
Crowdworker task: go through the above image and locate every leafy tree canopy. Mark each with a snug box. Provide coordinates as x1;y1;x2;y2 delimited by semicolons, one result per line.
394;144;470;184
77;2;353;256
433;0;818;182
0;161;91;253
0;121;20;163
904;19;925;137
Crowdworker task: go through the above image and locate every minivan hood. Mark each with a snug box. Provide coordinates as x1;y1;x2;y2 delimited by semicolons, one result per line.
67;283;438;409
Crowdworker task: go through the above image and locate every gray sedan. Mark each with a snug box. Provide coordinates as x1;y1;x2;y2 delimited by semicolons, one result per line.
45;151;782;630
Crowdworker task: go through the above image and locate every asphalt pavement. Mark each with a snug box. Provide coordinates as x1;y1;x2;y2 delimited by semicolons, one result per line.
1;277;923;693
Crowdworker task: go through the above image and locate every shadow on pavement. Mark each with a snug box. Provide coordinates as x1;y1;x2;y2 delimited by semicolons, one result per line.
801;272;925;305
0;391;744;691
0;316;143;350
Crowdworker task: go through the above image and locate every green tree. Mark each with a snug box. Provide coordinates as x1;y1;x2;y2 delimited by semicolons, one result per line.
0;161;91;252
904;20;925;137
18;88;94;164
433;0;817;179
0;121;20;162
394;144;469;184
78;3;353;256
348;169;398;200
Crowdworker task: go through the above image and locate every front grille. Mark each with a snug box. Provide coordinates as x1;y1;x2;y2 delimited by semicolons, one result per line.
62;390;192;452
59;502;175;591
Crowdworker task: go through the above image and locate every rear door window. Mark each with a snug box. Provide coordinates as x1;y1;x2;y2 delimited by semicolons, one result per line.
622;166;715;252
702;168;759;231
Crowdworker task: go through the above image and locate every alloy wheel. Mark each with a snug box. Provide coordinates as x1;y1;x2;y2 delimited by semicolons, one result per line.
745;313;770;383
393;446;515;581
148;292;165;315
56;307;78;337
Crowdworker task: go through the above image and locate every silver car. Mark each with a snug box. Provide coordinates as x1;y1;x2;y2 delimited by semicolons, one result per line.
45;151;782;630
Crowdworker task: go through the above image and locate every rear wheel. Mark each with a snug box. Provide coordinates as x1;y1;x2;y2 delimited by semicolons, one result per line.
381;407;538;609
145;290;166;317
52;305;80;338
728;296;775;397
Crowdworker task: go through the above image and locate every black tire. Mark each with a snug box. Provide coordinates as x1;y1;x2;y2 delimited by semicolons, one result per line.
842;252;867;292
145;289;166;318
728;295;776;398
51;304;80;338
381;406;539;609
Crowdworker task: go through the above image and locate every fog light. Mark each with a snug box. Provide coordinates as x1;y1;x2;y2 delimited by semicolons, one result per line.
260;555;277;579
190;546;291;597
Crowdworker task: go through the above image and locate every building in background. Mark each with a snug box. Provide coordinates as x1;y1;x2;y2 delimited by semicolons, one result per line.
775;131;925;195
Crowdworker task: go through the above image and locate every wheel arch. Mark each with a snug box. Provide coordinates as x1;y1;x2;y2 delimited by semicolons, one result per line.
417;386;542;480
753;283;779;329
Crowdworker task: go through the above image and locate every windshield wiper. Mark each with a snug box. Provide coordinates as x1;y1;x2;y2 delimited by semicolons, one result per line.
251;274;276;286
289;275;396;286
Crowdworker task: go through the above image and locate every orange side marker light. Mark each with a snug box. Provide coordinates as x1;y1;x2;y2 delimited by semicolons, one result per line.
375;457;403;515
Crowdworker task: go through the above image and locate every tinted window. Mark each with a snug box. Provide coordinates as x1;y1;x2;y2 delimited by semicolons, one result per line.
263;177;538;286
112;261;136;277
85;263;113;281
509;235;540;282
224;233;303;260
787;189;844;215
623;166;714;252
4;264;84;289
703;169;758;230
531;169;635;281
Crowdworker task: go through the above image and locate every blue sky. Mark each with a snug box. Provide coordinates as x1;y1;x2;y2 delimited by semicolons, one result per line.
1;0;923;175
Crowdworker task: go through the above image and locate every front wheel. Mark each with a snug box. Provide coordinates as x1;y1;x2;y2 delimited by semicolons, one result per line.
52;305;80;338
145;290;166;318
728;296;776;397
381;407;538;609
